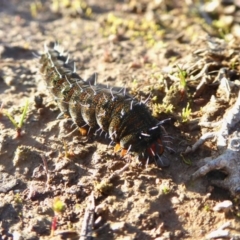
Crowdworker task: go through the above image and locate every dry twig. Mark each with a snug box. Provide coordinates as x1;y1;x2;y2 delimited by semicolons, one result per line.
40;154;51;191
80;191;95;240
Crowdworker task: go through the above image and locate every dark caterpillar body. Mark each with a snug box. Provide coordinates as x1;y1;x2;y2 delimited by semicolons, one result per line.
40;43;168;167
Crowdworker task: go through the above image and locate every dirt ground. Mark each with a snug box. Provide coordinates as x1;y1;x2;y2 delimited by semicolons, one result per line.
1;0;240;239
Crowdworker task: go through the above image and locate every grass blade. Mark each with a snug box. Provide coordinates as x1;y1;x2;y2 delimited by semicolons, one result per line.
18;100;29;128
4;110;18;129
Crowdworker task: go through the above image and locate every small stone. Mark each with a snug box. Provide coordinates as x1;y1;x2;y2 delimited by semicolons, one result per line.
34;95;43;108
4;76;15;86
232;24;240;38
223;5;236;14
213;200;232;213
155;178;160;184
175;229;184;238
206;229;230;239
171;196;180;205
155;222;165;236
235;0;240;7
108;34;120;43
219;15;234;26
105;196;116;204
20;74;26;79
36;205;52;215
1;235;7;240
94;216;102;226
150;211;160;219
178;193;186;202
12;231;23;240
109;221;125;232
92;152;102;164
95;203;107;214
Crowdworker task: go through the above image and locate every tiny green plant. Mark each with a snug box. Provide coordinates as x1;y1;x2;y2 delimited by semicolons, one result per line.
14;193;24;204
181;102;191;123
53;197;65;213
61;140;75;159
162;185;170;195
63;140;70;159
177;65;187;90
212;20;230;40
94;179;113;194
165;104;174;114
177;65;188;100
180;153;192;165
51;197;65;236
29;1;43;18
4;100;29;137
203;205;210;212
230;59;237;70
51;0;92;17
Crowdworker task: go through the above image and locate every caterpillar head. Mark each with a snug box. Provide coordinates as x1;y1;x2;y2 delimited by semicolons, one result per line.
116;126;169;167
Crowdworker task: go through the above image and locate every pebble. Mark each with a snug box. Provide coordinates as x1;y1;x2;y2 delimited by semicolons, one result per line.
206;229;229;239
94;216;102;226
4;76;15;86
109;221;125;232
95;203;108;214
232;24;240;38
213;200;232;213
171;196;180;205
12;231;23;240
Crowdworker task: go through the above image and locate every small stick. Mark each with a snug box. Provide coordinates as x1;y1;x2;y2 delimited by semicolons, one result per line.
60;126;79;138
79;164;129;239
40;154;51;191
185;91;240;153
184;132;215;154
79;192;95;240
108;163;129;181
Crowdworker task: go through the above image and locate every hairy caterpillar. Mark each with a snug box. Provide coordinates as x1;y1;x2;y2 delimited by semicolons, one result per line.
40;43;169;167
